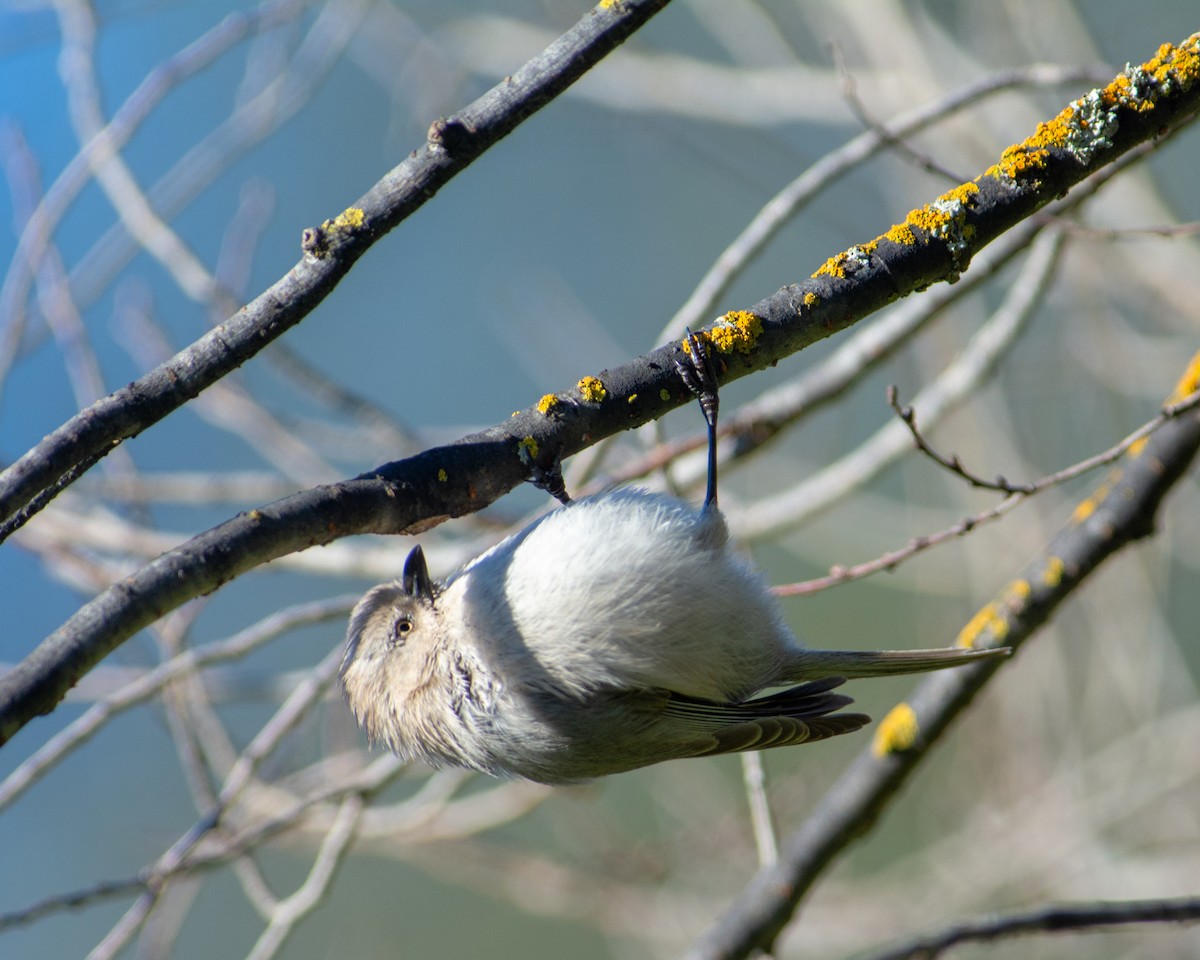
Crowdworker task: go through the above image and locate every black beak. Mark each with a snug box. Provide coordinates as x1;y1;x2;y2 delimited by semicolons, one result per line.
401;545;435;601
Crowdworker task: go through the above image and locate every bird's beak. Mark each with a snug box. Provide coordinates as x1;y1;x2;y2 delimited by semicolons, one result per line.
402;545;435;601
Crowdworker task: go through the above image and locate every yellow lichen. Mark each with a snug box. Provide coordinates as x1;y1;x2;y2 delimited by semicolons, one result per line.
984;34;1200;183
802;291;820;309
577;376;607;403
1072;478;1112;524
885;222;917;246
627;393;638;403
872;703;919;757
332;207;365;230
813;253;848;280
659;388;671;401
437;468;448;482
1007;579;1032;602
518;436;538;460
1167;350;1200;403
536;394;560;415
985;144;1051;182
707;310;763;354
955;602;1008;648
943;182;980;205
1042;556;1065;588
906;206;951;234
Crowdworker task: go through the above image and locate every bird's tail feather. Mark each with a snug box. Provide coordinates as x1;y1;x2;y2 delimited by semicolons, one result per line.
786;645;1007;680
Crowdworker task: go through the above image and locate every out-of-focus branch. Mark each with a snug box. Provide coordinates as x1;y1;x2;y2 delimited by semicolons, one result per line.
773;384;1200;596
684;354;1200;960
861;895;1200;960
0;0;677;539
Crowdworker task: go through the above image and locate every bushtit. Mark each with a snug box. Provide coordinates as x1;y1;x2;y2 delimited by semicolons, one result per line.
342;332;1005;783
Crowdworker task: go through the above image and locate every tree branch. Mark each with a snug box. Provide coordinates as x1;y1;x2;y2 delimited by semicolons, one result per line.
0;0;676;539
862;895;1200;960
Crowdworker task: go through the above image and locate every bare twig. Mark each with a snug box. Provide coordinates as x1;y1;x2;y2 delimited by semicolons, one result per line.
684;354;1200;959
243;794;364;960
888;384;1200;497
772;378;1200;596
861;895;1200;960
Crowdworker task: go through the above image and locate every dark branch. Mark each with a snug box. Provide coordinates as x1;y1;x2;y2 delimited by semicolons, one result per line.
862;895;1200;960
0;0;676;540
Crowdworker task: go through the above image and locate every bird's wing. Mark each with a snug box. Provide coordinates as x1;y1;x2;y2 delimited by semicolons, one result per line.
663;677;869;755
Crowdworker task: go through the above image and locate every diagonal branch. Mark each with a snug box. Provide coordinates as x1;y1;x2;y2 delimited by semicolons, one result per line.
0;0;676;540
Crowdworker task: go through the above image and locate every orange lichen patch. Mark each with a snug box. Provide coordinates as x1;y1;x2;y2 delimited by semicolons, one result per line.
986;143;1052;182
813;253;848;280
884;222;917;246
1109;35;1200;109
895;182;980;267
955;601;1009;648
986;34;1200;182
802;291;821;309
872;703;919;757
942;182;980;205
708;310;763;354
812;244;874;280
536;393;560;415
577;375;607;403
1167;350;1200;403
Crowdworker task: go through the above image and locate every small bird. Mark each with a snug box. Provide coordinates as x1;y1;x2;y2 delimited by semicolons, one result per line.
341;331;1004;783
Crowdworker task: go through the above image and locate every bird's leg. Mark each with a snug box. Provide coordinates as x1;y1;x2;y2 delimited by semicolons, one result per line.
521;443;572;504
675;328;721;511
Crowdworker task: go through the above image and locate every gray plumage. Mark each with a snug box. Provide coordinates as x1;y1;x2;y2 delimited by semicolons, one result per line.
340;488;1001;783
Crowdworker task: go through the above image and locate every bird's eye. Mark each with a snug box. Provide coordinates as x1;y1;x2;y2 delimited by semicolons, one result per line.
391;616;414;646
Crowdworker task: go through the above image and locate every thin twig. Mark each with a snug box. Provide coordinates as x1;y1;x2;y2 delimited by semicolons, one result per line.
888;384;1200;497
861;895;1200;960
774;379;1200;597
